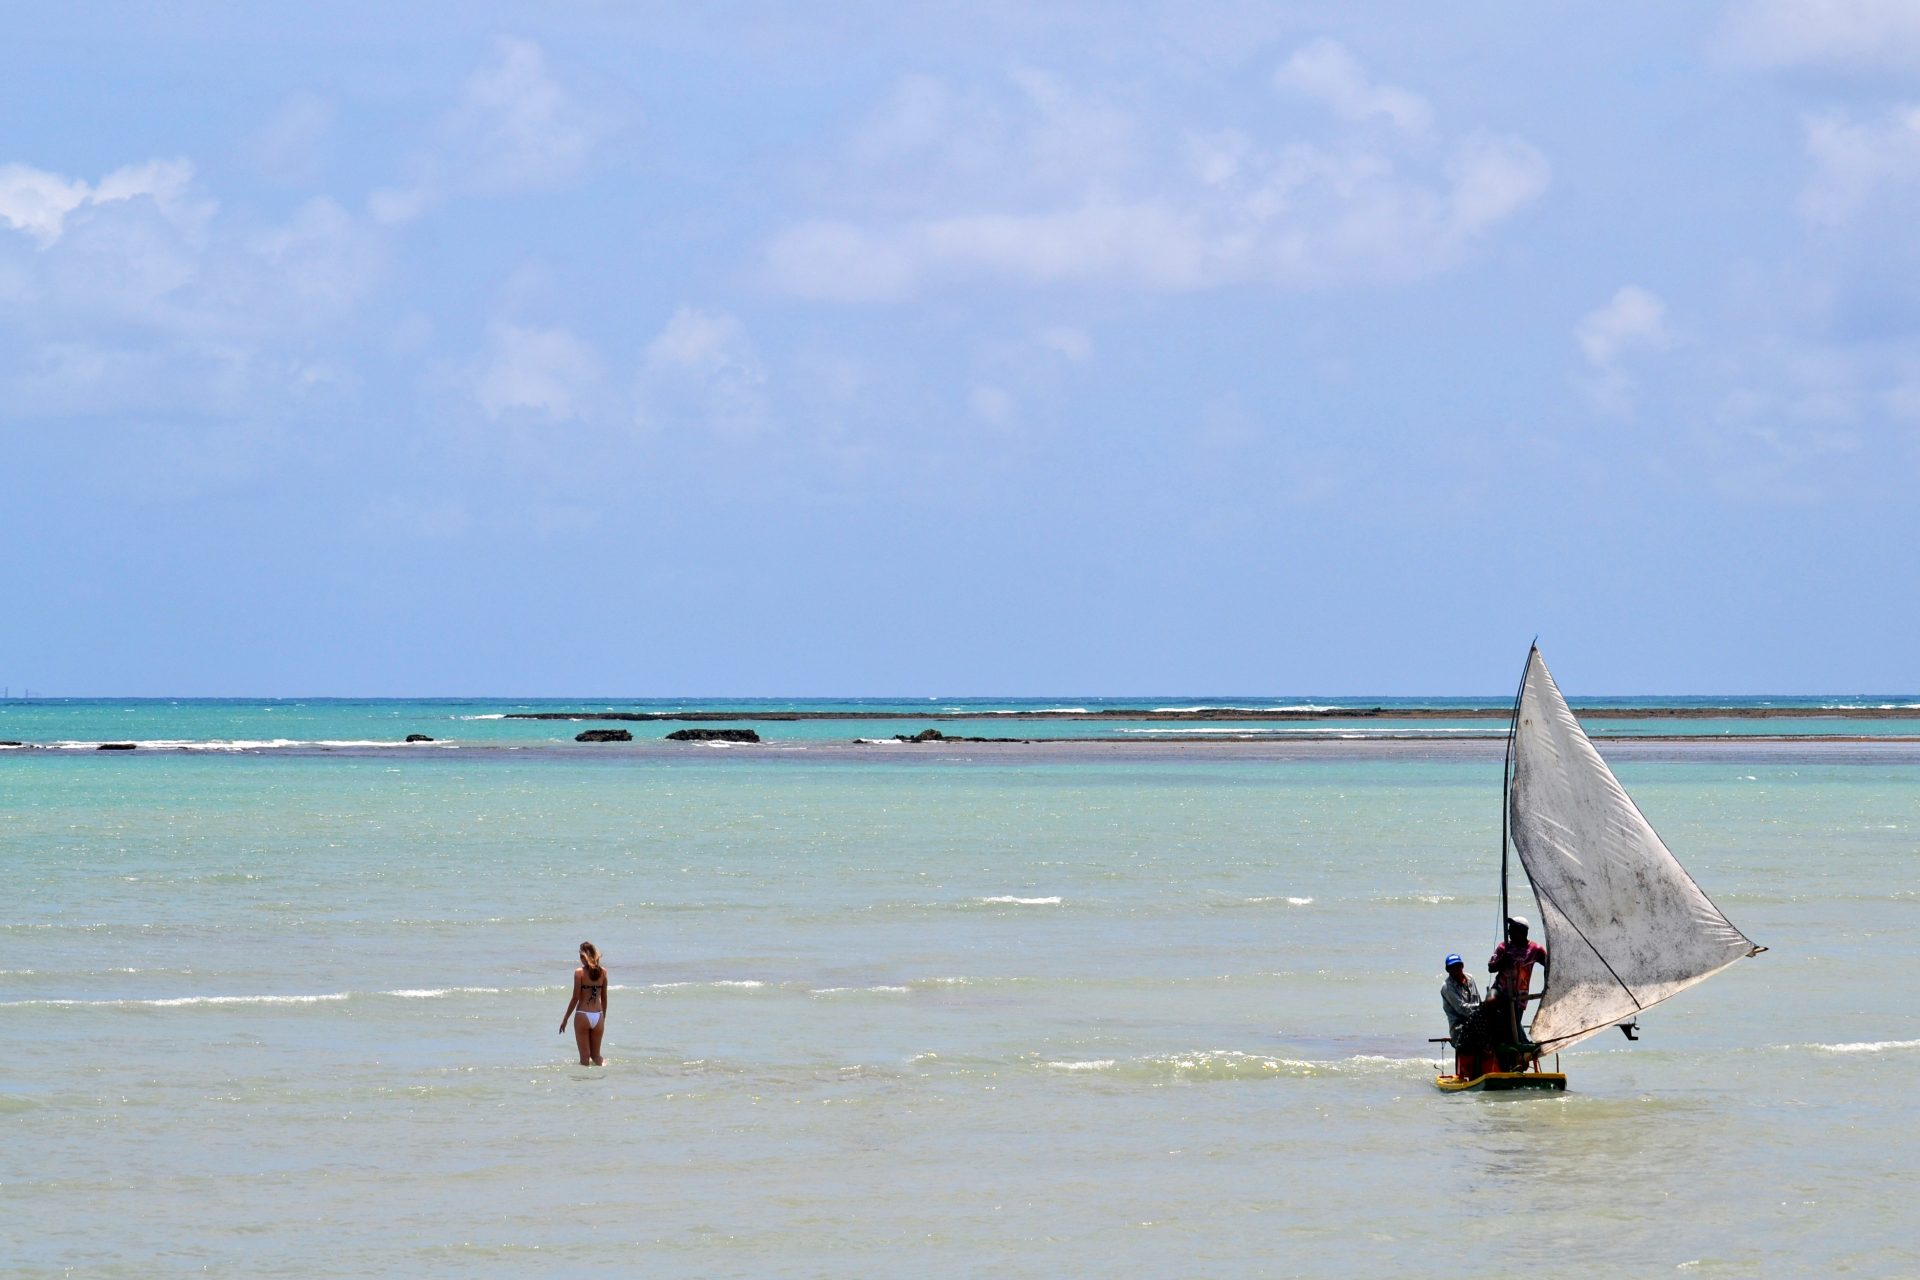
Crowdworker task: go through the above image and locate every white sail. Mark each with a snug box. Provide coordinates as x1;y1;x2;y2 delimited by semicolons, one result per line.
1509;649;1759;1054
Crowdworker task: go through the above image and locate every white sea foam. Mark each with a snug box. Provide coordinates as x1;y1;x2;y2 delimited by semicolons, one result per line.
1150;704;1341;713
458;714;507;720
0;992;351;1008
1119;727;1291;735
1037;1050;1425;1080
810;985;910;997
985;707;1089;714
1808;1038;1920;1053
47;739;444;752
979;895;1062;905
384;986;512;999
145;992;352;1007
1116;726;1490;736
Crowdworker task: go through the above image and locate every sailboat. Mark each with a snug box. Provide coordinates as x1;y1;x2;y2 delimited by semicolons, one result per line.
1434;645;1766;1093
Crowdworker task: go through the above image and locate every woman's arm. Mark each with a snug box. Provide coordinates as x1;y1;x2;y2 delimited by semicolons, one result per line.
558;969;581;1033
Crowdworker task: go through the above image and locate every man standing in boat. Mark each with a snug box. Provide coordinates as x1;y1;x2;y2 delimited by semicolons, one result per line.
1489;915;1549;1066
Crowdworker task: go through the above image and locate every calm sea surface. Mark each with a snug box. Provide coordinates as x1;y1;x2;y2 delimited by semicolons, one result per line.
3;701;1917;1276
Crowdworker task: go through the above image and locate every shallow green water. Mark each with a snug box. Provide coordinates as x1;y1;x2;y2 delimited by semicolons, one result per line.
2;747;1916;1276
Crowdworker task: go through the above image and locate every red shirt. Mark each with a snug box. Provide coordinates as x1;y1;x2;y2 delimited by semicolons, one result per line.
1489;940;1548;999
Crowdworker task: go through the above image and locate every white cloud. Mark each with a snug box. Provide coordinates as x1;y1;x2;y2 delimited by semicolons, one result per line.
969;384;1013;424
1717;0;1920;73
0;154;390;426
369;38;611;225
1577;285;1672;414
1710;369;1864;502
367;184;435;227
1579;285;1672;368
474;323;602;421
1038;325;1093;361
766;48;1546;301
0;157;378;341
0;158;205;247
765;221;921;302
847;68;1137;201
0;165;90;245
446;37;608;194
1006;68;1139;182
245;197;383;314
1799;106;1920;225
852;74;954;164
1186;130;1254;187
1273;38;1433;135
1445;135;1552;236
638;306;770;439
645;306;753;377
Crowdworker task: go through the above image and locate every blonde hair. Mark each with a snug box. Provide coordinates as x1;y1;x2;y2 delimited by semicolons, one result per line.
579;941;604;980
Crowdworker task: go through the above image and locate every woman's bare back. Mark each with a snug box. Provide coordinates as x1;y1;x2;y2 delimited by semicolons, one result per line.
577;965;606;1010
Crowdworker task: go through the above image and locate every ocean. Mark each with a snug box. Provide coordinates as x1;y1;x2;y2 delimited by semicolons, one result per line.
3;699;1917;1275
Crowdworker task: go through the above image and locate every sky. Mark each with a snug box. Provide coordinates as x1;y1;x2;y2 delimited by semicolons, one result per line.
4;1;1920;696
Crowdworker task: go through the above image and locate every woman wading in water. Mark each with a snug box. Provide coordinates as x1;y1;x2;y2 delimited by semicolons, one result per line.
558;942;608;1065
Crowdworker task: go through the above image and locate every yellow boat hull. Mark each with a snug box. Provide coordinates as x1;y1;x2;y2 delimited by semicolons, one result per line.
1434;1070;1567;1093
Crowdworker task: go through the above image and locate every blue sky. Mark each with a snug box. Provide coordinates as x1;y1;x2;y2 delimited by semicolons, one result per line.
5;1;1919;696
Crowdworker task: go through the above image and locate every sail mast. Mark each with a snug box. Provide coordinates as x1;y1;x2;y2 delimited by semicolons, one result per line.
1498;643;1533;942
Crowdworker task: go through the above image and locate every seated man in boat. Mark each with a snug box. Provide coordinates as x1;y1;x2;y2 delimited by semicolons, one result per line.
1441;954;1496;1078
1487;915;1550;1067
1441;954;1480;1042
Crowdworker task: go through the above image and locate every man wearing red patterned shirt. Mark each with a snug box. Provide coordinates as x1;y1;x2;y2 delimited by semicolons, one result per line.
1488;915;1549;1066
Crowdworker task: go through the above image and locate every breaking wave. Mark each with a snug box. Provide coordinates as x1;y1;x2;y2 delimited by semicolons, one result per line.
1037;1050;1429;1081
1806;1038;1920;1054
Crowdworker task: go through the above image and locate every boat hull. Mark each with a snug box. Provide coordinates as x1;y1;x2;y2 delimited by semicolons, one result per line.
1433;1071;1567;1093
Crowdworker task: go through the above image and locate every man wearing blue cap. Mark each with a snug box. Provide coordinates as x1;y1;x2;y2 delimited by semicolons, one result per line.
1440;954;1481;1046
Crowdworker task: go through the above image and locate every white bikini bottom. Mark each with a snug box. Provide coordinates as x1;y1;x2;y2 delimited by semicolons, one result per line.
579;1011;602;1029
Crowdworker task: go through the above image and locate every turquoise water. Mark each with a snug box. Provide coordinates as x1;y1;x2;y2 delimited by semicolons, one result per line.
4;728;1919;1275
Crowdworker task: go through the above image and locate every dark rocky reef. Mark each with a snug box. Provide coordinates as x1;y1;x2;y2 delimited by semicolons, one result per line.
575;729;633;743
97;742;137;750
405;734;435;743
665;728;761;743
889;728;1030;744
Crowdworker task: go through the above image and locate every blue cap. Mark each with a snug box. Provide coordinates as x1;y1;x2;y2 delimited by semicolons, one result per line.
1445;954;1463;968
